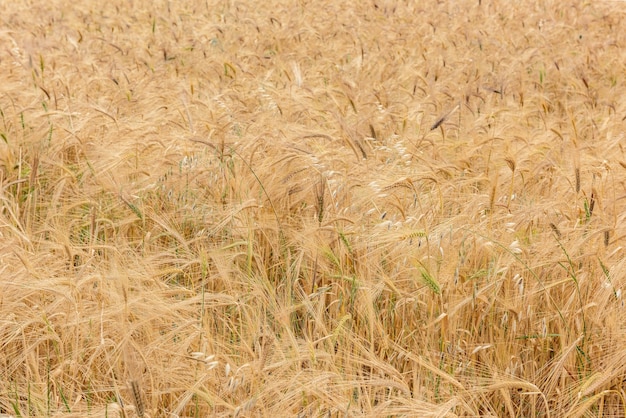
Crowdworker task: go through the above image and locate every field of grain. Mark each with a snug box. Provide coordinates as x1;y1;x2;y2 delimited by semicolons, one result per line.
1;0;625;416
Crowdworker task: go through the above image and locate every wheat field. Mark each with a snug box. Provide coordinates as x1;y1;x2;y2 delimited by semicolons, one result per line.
1;0;625;416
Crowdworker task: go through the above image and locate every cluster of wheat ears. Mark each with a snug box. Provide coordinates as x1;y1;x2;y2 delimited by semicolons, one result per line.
1;0;625;416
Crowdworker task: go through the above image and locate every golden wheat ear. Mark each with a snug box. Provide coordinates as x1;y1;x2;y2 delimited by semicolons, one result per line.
129;379;145;418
